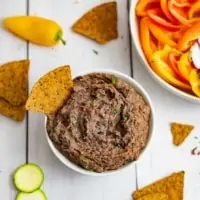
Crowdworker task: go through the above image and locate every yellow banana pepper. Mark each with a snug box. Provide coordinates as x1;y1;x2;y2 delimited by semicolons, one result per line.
177;52;193;82
189;69;200;97
3;16;66;46
150;45;191;90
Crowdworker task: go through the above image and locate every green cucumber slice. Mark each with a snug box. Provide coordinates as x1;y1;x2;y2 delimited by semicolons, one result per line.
13;163;44;192
16;189;47;200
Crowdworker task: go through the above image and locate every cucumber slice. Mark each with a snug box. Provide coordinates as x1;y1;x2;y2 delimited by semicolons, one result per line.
16;189;47;200
13;163;44;192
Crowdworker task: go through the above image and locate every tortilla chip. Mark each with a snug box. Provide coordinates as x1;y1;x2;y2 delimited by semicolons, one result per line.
25;65;73;115
0;60;29;106
137;193;168;200
0;98;26;121
133;171;184;200
171;122;194;146
72;2;118;44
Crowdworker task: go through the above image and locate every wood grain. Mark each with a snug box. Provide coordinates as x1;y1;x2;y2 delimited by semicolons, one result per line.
28;0;136;199
0;0;27;199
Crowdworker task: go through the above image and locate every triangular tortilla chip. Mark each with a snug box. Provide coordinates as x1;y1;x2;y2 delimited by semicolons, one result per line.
133;171;184;200
0;98;26;121
137;193;168;200
0;60;29;106
25;65;73;115
171;122;194;146
72;2;118;44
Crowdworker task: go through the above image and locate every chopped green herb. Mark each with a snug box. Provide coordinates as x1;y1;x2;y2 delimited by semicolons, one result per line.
115;108;121;115
123;116;129;121
198;73;200;79
111;76;117;85
71;117;77;125
93;49;98;55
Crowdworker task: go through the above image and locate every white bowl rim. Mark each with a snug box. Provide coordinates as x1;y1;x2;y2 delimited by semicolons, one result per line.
129;0;200;104
45;68;155;176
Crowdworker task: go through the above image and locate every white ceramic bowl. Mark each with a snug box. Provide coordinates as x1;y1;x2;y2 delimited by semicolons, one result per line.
45;69;155;176
129;0;200;103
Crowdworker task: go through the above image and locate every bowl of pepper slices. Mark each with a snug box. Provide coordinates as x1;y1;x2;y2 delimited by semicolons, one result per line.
130;0;200;103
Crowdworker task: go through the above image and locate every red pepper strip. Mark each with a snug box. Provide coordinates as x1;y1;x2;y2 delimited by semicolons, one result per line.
136;0;160;17
168;53;189;83
147;9;180;32
189;0;198;3
160;0;178;23
168;0;189;25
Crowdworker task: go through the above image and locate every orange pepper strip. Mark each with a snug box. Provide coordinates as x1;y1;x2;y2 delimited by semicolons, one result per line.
148;20;177;47
160;0;177;23
189;69;200;97
150;38;157;52
177;22;200;51
139;17;154;63
136;0;160;17
168;0;189;25
173;0;190;8
188;2;200;19
188;17;200;25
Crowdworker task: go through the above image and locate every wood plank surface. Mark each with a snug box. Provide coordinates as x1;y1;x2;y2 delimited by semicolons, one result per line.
28;1;136;199
0;0;27;199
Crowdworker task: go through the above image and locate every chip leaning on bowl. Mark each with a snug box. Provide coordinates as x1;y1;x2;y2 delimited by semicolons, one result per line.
25;66;153;174
135;0;200;98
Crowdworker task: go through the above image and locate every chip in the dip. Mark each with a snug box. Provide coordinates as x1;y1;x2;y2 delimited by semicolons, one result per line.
26;65;73;114
0;60;29;106
170;122;194;146
133;171;184;200
72;2;118;44
47;73;150;172
0;98;26;121
137;193;168;200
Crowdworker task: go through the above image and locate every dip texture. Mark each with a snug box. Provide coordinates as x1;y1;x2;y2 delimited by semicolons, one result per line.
47;73;151;172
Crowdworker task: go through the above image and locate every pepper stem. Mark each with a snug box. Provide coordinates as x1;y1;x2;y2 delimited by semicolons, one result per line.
55;31;66;45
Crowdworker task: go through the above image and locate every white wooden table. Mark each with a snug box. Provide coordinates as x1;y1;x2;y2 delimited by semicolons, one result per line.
1;0;200;199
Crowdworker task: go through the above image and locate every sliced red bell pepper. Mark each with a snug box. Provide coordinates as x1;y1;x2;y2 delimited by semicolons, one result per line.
168;53;189;83
160;0;178;23
147;9;180;32
177;22;200;51
136;0;160;17
188;0;198;3
168;0;189;25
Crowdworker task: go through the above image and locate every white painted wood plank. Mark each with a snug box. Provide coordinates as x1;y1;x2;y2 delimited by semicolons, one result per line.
132;45;200;199
0;0;27;199
28;1;136;200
